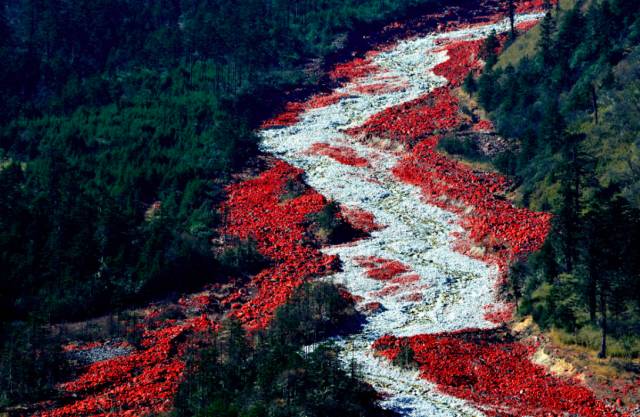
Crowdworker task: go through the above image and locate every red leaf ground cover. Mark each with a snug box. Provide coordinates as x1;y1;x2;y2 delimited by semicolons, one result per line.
434;39;485;86
354;256;411;281
517;0;556;13
353;81;409;95
345;87;462;145
261;92;348;129
393;135;552;273
472;119;494;132
37;162;338;416
307;143;370;167
260;101;306;129
373;331;625;417
340;206;384;234
483;303;516;324
329;56;381;82
38;315;214;417
343;34;550;319
221;161;340;330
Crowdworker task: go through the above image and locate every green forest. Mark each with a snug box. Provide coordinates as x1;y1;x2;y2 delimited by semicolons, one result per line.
2;0;640;413
471;0;640;358
0;0;438;409
172;283;390;417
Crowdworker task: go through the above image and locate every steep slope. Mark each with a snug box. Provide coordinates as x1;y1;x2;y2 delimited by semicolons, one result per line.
30;2;634;416
257;6;625;416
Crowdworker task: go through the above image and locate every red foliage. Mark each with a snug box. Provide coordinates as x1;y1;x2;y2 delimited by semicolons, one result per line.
62;341;103;352
307;143;370;167
354;256;411;281
392;135;552;273
483;303;516;324
37;9;563;417
306;91;349;109
516;0;556;13
472;119;494;132
363;302;384;313
340;206;384;234
261;101;306;129
38;316;214;417
261;92;348;129
339;288;365;304
371;285;402;297
329;57;381;82
353;81;409;95
178;293;213;313
373;331;624;417
345;87;462;144
390;274;421;285
399;292;423;302
221;161;339;330
434;39;485;86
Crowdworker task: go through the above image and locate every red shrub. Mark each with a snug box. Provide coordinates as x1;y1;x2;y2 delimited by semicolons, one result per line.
261;92;348;129
38;316;215;417
345;87;462;144
472;119;494;132
353;81;409;95
434;39;484;86
517;0;556;13
392;135;552;274
261;101;306;129
373;330;624;417
307;143;370;167
329;57;381;82
221;161;340;330
306;91;349;109
340;206;384;234
354;256;411;281
483;303;516;324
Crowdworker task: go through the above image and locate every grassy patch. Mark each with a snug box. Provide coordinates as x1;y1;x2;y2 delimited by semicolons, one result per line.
551;326;640;359
496;0;578;70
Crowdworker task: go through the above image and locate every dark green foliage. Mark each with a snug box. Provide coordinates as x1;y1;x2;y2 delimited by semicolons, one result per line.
0;93;241;321
480;30;500;69
477;0;640;356
437;135;483;160
306;201;358;244
1;0;439;406
172;283;387;417
268;282;362;347
0;0;439;324
0;321;67;408
218;239;269;276
462;71;477;93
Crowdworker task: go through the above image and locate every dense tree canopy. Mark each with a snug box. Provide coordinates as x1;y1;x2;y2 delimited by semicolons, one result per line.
475;0;640;358
1;0;438;408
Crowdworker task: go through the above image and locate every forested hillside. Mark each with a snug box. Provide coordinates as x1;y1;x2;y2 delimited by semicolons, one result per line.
0;0;441;408
473;0;640;358
0;0;446;324
3;0;639;415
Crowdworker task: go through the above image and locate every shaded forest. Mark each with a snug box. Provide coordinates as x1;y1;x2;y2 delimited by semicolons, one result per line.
0;0;437;408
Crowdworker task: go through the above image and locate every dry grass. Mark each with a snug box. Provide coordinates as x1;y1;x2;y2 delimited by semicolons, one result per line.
496;0;580;70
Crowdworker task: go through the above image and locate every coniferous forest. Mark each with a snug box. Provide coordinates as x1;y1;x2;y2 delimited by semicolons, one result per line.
1;0;639;416
474;0;640;358
0;0;440;409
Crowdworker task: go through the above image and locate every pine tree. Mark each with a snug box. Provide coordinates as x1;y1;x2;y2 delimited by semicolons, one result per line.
507;0;516;39
539;11;556;66
480;30;500;68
